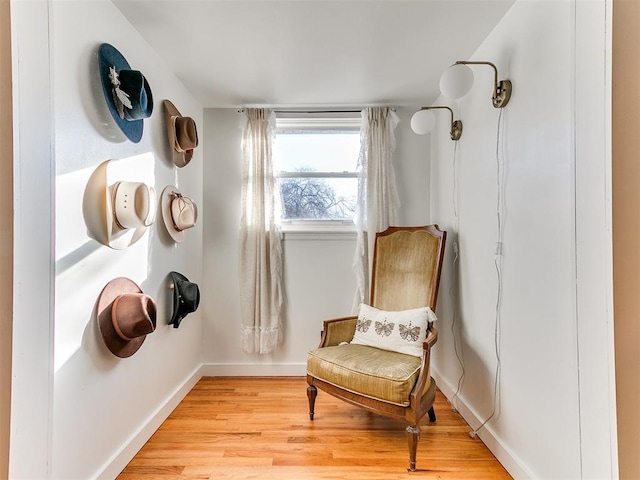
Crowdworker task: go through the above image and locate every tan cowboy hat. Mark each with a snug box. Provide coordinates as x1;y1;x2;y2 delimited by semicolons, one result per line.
83;160;157;250
96;277;157;358
163;100;198;168
160;185;198;243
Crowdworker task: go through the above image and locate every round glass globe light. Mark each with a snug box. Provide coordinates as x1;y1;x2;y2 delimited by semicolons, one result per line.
439;64;474;100
410;109;436;135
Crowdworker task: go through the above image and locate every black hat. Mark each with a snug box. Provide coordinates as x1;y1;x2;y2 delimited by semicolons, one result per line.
168;271;200;328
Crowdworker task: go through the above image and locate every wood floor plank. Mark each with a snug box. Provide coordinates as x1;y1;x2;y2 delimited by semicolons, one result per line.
117;377;512;480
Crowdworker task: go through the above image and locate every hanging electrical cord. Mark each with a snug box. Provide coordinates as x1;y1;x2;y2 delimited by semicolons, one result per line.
470;107;505;439
449;139;466;413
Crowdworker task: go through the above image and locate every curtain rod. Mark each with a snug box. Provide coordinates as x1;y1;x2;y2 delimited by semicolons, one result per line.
237;108;396;114
276;110;362;114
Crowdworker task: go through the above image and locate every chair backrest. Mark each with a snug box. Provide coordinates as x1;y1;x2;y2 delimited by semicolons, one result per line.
370;226;446;312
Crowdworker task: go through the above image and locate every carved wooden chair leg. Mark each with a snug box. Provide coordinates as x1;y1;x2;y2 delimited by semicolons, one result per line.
428;406;436;422
307;384;317;420
406;425;420;471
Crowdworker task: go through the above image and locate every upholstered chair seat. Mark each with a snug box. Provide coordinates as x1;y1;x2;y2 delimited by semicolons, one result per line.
308;344;426;406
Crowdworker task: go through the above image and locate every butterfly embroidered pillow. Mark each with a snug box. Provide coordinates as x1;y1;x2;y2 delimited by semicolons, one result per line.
350;303;437;357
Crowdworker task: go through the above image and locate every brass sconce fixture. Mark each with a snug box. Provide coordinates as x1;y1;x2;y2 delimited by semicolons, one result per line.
440;61;512;108
410;106;463;141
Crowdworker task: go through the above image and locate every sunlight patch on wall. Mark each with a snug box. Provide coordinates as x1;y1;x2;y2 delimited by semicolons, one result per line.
54;153;156;372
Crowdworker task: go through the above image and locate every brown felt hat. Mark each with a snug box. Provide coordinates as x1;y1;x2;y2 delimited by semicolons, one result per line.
163;100;198;168
97;277;157;358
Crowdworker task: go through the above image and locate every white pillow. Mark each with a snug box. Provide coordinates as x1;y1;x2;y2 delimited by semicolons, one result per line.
350;303;437;357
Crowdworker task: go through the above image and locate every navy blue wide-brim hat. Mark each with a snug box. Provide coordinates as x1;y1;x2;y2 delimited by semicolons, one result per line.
98;43;153;143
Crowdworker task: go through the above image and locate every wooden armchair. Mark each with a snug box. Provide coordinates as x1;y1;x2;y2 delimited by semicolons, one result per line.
306;225;446;471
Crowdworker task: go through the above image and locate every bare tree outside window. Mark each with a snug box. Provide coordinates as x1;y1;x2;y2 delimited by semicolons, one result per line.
279;168;356;220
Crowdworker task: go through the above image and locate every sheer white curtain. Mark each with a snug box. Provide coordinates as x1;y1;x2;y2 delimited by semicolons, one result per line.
239;108;283;354
353;107;400;309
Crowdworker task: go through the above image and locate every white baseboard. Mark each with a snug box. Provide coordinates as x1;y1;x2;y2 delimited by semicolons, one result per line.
201;362;307;377
431;367;534;480
94;364;204;480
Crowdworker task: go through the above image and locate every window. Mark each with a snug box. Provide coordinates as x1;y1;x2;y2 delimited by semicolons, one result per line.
274;115;361;229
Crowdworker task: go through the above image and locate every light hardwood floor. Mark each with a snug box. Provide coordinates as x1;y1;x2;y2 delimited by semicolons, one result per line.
118;377;511;480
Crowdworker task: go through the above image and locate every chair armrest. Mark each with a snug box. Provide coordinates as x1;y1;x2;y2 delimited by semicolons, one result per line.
318;316;357;348
424;325;438;350
409;326;438;409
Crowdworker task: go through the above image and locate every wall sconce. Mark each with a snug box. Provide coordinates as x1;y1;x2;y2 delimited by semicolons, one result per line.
440;61;512;108
410;106;463;141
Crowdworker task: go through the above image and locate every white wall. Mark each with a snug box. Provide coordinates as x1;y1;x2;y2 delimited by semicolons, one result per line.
201;107;430;372
12;1;204;478
430;0;615;478
10;1;55;477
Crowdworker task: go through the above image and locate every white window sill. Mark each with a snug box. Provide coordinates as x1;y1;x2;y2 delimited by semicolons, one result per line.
280;221;357;241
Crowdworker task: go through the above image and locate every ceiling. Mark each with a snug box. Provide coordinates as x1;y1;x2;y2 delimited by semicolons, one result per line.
112;0;515;108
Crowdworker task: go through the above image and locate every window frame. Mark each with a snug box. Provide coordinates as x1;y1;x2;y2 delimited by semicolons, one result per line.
275;114;361;235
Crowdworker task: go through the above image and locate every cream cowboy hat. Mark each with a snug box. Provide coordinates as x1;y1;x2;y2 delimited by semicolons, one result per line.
83;160;157;250
160;185;198;243
163;100;198;168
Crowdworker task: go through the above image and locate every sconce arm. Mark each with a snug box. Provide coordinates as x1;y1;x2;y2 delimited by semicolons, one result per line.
455;60;498;90
419;105;454;125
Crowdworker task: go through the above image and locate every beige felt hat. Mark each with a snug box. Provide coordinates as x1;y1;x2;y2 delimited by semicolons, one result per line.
96;277;157;358
83;160;157;250
163;100;198;168
160;185;198;243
